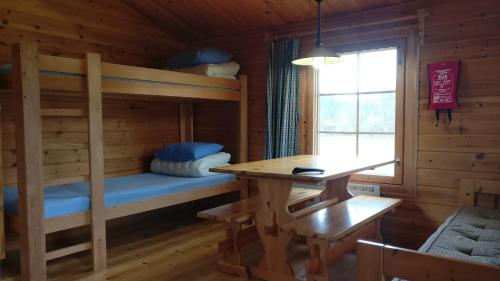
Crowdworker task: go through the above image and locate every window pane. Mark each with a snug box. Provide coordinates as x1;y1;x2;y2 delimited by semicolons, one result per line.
361;164;395;177
359;49;397;92
319;95;357;132
359;134;395;159
319;54;358;94
358;134;395;176
359;92;396;133
319;133;356;159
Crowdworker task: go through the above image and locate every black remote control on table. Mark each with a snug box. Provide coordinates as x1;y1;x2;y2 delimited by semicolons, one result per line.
292;167;325;174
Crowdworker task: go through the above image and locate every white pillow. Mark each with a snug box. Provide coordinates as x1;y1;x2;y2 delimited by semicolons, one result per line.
150;152;231;177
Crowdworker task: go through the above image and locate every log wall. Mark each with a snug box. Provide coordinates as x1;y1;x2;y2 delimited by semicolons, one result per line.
0;0;185;66
1;92;180;186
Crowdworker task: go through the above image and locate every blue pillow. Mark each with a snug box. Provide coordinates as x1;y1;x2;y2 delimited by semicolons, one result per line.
155;142;224;161
166;48;233;68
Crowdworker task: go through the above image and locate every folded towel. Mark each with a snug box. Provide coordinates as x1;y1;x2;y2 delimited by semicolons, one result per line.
174;61;240;78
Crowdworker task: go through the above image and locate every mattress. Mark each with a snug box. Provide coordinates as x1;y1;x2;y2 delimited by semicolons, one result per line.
3;173;236;218
418;207;500;265
393;206;500;280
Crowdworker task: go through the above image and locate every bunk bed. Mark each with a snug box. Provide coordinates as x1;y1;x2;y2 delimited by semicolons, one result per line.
1;40;248;280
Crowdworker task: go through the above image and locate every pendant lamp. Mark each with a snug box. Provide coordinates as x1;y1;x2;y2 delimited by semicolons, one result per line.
292;0;342;68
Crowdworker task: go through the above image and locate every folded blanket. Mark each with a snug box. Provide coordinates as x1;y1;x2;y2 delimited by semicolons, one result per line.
174;61;240;79
150;152;231;177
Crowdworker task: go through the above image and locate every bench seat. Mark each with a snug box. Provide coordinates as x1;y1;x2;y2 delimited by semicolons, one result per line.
282;195;401;281
282;195;401;241
197;187;322;223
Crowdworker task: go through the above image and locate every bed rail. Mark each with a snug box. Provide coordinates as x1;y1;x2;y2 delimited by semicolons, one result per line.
37;54;242;101
356;240;500;281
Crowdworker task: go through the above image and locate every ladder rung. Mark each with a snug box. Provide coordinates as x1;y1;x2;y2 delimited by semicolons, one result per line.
46;242;92;261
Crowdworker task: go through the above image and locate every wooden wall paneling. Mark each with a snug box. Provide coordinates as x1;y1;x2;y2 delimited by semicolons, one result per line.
417;10;500;212
0;0;186;66
179;103;194;142
11;41;47;281
0;103;3;260
1;94;180;186
86;53;107;271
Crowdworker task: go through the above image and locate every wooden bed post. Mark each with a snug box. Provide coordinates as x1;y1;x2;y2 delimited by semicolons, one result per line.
356;240;384;281
238;75;248;198
12;41;47;280
86;53;107;271
179;103;194;142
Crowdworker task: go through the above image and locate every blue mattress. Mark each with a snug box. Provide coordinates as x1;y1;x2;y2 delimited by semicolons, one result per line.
4;173;236;218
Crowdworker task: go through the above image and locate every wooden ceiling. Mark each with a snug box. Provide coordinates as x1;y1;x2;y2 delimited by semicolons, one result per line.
120;0;414;40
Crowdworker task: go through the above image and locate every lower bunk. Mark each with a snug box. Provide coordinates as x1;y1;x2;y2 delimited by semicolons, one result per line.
4;172;241;260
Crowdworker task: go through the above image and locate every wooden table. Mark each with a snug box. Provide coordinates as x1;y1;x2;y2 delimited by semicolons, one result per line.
211;155;394;280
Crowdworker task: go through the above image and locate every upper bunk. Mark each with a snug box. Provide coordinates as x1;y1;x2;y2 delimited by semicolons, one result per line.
0;53;246;103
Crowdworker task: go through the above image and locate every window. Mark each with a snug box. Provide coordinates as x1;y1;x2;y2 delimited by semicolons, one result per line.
317;43;404;183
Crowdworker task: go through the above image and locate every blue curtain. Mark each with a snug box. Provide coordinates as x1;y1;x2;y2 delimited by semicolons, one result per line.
265;38;301;159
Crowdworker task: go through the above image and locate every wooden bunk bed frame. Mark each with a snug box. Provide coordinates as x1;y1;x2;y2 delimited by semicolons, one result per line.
356;178;500;281
5;40;248;280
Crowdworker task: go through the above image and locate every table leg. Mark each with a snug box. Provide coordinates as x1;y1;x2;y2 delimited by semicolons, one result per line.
254;178;295;277
306;238;331;281
321;175;351;202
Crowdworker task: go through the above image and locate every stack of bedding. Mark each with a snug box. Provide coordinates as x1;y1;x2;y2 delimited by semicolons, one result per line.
166;48;240;79
151;142;231;177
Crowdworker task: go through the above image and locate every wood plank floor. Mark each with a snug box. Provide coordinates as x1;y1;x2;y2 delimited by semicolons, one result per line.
4;219;242;281
2;205;357;281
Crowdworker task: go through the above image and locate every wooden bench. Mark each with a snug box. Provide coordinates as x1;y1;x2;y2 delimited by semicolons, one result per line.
197;187;323;278
282;195;401;281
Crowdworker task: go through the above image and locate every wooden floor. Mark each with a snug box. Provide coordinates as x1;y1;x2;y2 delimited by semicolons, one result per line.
4;219;241;281
2;204;356;281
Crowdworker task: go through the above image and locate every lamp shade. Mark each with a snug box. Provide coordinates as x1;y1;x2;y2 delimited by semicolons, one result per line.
292;47;342;68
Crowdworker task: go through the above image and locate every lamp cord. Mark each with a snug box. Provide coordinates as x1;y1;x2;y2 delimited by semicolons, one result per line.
316;0;322;48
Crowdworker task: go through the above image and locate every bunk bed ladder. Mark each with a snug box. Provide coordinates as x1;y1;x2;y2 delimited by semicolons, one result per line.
44;52;108;271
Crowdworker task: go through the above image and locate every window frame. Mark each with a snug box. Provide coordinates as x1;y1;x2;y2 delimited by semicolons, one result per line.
316;39;406;185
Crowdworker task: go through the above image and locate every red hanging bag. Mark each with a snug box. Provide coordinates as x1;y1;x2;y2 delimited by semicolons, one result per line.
427;60;460;125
